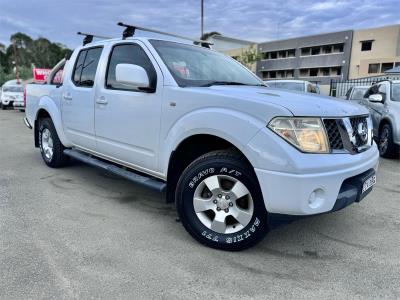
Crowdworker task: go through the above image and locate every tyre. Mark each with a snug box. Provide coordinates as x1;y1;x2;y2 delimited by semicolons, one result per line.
176;150;269;251
38;118;69;168
378;123;398;158
1;103;6;110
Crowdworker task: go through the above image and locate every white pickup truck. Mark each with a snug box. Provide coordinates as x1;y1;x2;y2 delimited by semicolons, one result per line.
25;32;379;251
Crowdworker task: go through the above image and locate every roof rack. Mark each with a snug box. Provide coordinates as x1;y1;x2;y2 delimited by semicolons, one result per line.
77;32;112;46
117;22;213;48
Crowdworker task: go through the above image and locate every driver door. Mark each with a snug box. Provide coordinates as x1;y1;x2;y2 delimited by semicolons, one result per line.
94;42;163;173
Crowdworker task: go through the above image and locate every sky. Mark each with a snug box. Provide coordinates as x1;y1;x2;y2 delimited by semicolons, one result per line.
0;0;399;48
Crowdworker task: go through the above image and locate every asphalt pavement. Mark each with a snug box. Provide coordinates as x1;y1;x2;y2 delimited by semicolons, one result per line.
1;109;399;299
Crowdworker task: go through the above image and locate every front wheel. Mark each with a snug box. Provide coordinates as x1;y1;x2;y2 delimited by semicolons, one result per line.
38;118;69;168
176;150;269;251
378;124;398;158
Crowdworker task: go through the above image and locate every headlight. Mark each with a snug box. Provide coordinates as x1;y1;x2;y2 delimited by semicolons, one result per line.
268;117;330;153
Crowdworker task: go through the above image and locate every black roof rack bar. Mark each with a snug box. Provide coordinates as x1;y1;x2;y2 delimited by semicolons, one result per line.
77;32;112;46
117;22;213;48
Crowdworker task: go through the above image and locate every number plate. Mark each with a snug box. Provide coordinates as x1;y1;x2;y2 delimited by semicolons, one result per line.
362;175;376;194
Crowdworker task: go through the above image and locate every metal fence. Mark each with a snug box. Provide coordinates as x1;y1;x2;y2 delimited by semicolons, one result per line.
330;75;400;97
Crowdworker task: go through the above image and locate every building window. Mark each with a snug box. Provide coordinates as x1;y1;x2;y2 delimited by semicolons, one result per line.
322;45;332;54
277;70;285;78
311;47;320;55
361;40;373;51
395;62;400;67
368;63;380;73
288;49;296;57
381;63;394;73
321;68;330;76
300;69;309;76
301;48;311;56
332;66;342;75
262;49;296;60
309;68;319;76
332;44;344;53
286;70;294;77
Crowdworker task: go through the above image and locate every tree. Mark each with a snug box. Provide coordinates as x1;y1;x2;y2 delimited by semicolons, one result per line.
0;32;72;86
236;45;261;70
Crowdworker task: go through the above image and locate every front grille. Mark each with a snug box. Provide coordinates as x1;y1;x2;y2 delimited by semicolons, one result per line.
323;119;344;150
349;116;369;147
323;115;371;154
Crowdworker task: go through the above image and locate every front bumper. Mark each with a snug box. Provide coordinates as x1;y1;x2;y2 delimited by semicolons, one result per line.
13;101;24;108
254;144;379;216
266;168;376;229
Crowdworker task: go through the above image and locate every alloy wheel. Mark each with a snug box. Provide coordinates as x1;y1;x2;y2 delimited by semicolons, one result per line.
193;175;254;234
41;128;54;160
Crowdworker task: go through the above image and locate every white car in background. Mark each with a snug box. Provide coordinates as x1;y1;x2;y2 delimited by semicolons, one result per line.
265;79;320;94
1;81;24;110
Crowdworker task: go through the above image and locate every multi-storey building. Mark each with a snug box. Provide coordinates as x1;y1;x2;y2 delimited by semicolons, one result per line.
256;30;353;94
349;24;400;79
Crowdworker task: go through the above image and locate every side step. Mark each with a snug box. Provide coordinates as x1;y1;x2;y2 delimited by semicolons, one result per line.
63;149;167;193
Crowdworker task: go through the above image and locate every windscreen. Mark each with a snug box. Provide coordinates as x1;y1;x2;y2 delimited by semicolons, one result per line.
270;82;304;92
351;88;368;100
150;40;262;87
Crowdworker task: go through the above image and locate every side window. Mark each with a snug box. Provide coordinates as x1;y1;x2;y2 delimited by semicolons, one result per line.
80;48;103;87
106;44;157;91
73;50;86;85
72;47;103;87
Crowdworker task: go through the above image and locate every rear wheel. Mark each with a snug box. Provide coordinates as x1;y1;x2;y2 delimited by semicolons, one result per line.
378;124;398;158
38;118;69;168
176;150;269;251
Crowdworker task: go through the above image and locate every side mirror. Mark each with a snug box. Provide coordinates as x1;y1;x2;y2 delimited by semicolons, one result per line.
368;94;383;103
115;64;150;90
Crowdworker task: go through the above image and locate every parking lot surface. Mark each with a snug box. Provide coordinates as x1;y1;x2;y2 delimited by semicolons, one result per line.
0;109;399;299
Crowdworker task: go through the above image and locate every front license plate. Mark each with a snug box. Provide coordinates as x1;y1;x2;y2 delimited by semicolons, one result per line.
362;175;376;194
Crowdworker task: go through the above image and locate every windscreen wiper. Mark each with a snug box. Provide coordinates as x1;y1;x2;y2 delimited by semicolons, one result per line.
200;81;266;87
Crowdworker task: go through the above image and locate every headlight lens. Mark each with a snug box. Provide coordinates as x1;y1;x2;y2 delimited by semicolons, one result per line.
268;117;330;153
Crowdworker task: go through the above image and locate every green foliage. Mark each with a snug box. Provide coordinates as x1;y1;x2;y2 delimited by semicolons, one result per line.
0;32;72;86
236;45;261;69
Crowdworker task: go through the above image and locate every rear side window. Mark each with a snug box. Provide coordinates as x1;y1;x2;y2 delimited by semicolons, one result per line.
106;44;157;91
72;47;103;87
73;51;86;84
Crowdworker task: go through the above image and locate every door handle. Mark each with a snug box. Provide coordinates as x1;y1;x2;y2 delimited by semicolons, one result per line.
63;93;72;101
96;96;108;105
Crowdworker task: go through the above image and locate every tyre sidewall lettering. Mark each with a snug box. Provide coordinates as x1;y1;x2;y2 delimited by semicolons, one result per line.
180;162;267;246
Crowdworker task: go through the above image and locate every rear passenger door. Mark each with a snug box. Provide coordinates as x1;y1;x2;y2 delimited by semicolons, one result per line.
62;47;103;151
94;42;163;173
